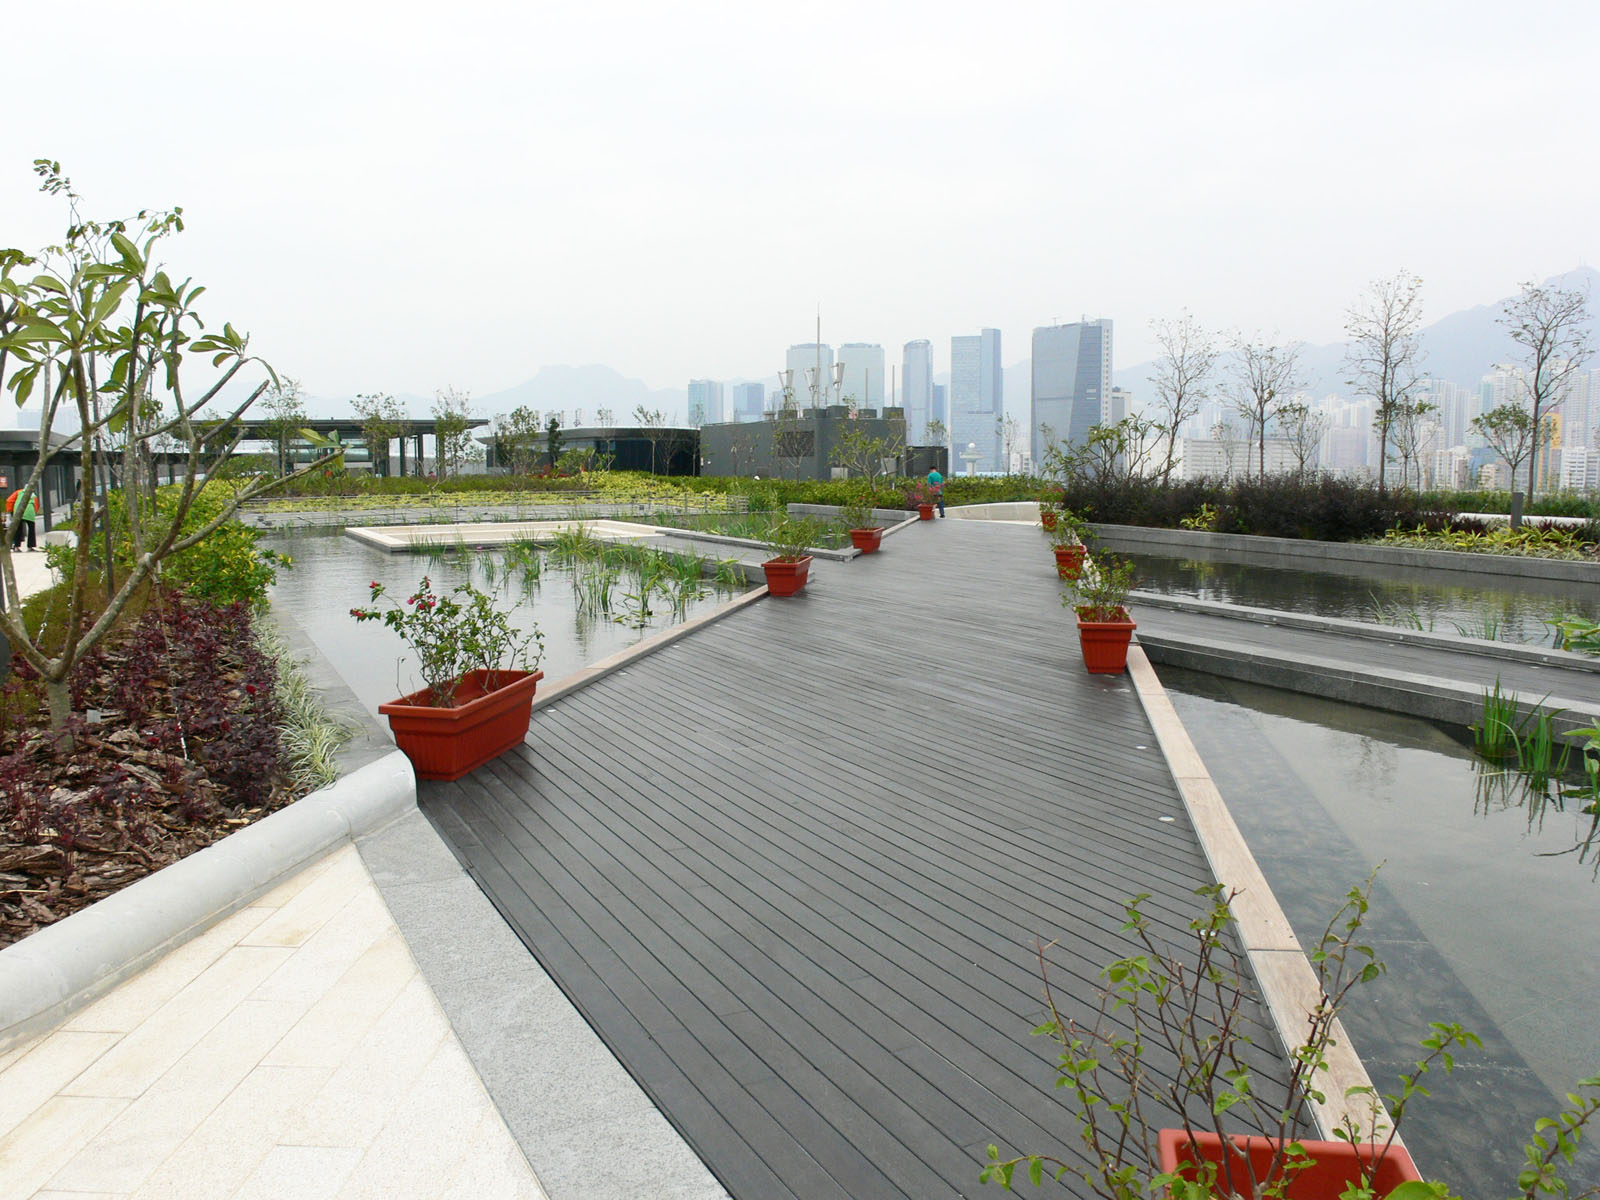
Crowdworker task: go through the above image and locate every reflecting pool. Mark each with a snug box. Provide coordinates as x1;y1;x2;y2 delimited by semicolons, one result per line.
1158;665;1600;1196
266;530;747;716
1124;548;1599;647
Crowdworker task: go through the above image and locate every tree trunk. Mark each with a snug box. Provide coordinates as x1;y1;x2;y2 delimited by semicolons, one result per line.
45;674;72;734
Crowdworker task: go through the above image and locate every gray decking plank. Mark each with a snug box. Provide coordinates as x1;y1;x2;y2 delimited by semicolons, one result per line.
420;520;1286;1198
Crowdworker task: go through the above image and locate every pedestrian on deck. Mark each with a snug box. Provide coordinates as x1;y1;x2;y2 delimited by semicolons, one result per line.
7;489;37;551
927;468;945;518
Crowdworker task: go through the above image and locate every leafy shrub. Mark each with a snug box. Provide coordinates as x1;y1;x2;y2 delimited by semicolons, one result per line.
84;486;285;606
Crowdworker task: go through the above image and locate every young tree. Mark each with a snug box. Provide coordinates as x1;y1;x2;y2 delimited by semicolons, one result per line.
1040;416;1157;488
0;161;336;731
353;392;409;477
1226;334;1302;480
491;405;542;474
259;377;307;477
1500;279;1593;498
1211;417;1244;480
432;387;476;479
545;414;564;470
1344;271;1425;495
831;423;905;488
1472;405;1544;510
994;414;1022;475
1149;312;1219;482
1388;397;1439;490
633;404;667;473
1275;400;1329;480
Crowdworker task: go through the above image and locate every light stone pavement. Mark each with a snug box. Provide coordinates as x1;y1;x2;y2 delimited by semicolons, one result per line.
4;545;54;605
0;844;550;1200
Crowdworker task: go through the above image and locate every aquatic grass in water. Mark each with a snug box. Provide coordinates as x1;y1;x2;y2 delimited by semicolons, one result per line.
714;557;745;592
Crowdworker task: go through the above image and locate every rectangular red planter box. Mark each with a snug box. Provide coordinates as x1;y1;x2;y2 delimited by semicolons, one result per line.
762;555;812;597
849;527;883;554
1076;608;1136;674
1158;1130;1422;1198
379;668;544;781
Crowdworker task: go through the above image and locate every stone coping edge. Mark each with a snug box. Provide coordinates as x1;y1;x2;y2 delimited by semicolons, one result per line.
1135;631;1599;740
344;518;670;554
0;750;417;1054
1093;522;1600;584
1130;591;1600;675
1125;645;1397;1145
530;584;771;713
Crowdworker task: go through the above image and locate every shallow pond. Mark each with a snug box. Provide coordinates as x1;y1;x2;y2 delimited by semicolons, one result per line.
1124;547;1600;647
266;530;748;716
1158;665;1600;1196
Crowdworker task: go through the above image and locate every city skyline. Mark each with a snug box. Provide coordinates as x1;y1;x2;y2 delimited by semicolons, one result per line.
4;3;1597;404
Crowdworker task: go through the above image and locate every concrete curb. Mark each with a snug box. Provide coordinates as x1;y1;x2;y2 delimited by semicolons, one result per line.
1135;630;1600;740
1130;591;1600;675
531;585;770;712
1091;522;1600;584
1124;646;1397;1144
0;750;416;1053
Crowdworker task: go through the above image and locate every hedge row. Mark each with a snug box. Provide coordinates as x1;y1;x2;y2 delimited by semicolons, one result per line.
1055;476;1600;543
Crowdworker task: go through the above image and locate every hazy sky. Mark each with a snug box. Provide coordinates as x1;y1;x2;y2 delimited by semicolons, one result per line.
5;1;1597;406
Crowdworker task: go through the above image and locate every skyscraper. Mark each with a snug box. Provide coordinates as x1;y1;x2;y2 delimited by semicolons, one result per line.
950;328;1002;472
786;343;833;409
902;340;933;442
687;379;724;426
1031;319;1113;460
837;343;885;410
732;382;766;422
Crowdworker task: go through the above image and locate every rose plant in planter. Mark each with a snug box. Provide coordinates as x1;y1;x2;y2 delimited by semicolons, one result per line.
981;877;1600;1199
760;516;822;597
1065;552;1137;674
906;483;938;521
351;576;545;781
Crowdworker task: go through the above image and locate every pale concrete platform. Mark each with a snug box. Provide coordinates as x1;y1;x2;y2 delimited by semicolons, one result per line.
344;519;670;554
0;844;549;1200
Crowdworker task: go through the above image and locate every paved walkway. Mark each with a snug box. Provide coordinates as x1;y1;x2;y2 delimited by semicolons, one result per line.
3;546;54;605
0;845;547;1200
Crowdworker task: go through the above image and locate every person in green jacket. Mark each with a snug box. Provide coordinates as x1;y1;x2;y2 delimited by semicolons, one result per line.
926;468;945;518
8;488;38;551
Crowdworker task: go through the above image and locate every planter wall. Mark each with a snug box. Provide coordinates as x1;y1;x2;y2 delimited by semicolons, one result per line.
762;555;813;597
379;668;544;781
1157;1130;1422;1198
1076;608;1135;674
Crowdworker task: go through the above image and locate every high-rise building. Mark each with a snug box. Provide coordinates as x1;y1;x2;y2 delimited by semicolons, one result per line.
1031;319;1112;460
687;379;724;426
732;382;765;423
786;343;834;409
950;328;1002;472
902;340;933;443
837;343;885;410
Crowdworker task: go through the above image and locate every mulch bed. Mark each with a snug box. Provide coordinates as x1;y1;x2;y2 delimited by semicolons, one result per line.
1;594;295;947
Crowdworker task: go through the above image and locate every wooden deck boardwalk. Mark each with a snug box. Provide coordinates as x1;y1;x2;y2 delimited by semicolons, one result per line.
421;519;1287;1198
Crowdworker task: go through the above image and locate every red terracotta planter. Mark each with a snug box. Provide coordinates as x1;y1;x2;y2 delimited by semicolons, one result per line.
916;504;935;520
1158;1130;1422;1198
849;527;883;554
1054;544;1087;579
379;668;544;782
1075;607;1136;674
762;555;813;597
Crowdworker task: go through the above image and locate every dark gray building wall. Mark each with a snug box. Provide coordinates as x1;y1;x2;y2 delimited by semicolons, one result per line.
699;410;918;481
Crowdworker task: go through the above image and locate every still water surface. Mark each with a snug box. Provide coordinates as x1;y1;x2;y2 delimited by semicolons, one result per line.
266;530;745;716
1159;665;1600;1197
1126;548;1600;646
